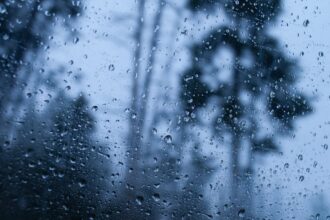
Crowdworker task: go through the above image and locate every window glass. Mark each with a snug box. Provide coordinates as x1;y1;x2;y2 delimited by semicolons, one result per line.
0;0;328;219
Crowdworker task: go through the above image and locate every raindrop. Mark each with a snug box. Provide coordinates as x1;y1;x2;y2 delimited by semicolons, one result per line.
164;135;172;144
92;106;98;111
284;163;289;168
269;91;275;98
303;19;309;27
41;174;49;179
238;208;245;218
78;179;87;187
152;193;160;202
136;195;144;205
131;113;137;119
0;4;7;14
299;175;305;182
62;205;69;211
44;10;51;16
65;85;71;91
323;144;328;150
318;51;324;57
73;37;79;44
3;34;9;40
152;128;157;135
108;64;115;71
316;213;320;220
298;154;303;161
3;140;10;147
28;162;36;168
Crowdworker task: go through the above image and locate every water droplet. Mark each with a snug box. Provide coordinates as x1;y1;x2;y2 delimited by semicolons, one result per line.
298;154;303;161
152;128;157;135
73;37;79;44
131;113;137;119
92;106;98;111
108;64;115;71
319;51;324;57
323;144;328;150
65;85;71;91
164;135;172;144
270;91;275;98
0;4;7;14
62;204;69;211
238;208;245;218
78;179;87;187
299;175;304;182
3;34;9;40
284;163;289;168
152;193;160;202
41;174;49;179
303;19;309;27
136;195;144;205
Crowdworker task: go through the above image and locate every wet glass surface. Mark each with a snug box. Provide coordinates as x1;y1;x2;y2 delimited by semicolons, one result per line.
0;0;329;219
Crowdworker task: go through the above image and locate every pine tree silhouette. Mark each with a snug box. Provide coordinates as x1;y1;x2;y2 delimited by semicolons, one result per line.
181;0;312;218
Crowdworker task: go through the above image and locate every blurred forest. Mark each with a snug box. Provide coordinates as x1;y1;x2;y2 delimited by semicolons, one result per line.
0;0;326;219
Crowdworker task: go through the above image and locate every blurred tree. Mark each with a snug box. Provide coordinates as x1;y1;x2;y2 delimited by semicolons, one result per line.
126;0;146;184
181;0;312;218
0;92;112;219
124;1;168;213
0;2;111;218
126;0;166;186
0;0;81;139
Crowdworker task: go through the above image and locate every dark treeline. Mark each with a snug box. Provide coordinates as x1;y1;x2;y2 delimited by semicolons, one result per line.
0;1;111;219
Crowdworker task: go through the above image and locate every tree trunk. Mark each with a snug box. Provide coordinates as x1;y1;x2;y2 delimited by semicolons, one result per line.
230;62;241;219
126;0;146;187
138;0;164;149
230;132;240;219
